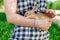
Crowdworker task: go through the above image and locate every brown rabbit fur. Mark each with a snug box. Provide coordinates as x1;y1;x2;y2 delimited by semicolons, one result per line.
24;6;49;20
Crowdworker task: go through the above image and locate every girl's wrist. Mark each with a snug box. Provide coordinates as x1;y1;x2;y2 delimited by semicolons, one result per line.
26;18;36;27
34;19;36;27
34;19;39;27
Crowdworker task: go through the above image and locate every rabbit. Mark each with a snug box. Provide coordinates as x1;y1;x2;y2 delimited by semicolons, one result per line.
24;6;56;20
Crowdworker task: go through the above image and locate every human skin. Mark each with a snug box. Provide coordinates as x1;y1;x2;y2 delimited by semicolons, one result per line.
4;0;52;31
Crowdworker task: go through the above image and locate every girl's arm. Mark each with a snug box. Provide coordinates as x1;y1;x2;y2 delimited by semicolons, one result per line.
4;0;35;27
4;0;51;31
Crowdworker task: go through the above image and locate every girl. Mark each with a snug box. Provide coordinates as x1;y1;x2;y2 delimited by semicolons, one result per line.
4;0;53;40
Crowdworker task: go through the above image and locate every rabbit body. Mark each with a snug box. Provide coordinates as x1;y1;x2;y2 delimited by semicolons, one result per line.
24;7;48;19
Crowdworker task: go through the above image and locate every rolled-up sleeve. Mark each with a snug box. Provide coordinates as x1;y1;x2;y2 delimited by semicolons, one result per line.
35;0;47;13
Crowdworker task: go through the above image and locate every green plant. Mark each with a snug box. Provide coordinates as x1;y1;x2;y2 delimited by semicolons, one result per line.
0;12;14;40
0;0;4;6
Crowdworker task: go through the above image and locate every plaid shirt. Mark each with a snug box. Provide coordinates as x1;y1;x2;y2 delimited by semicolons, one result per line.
16;0;46;16
10;0;49;40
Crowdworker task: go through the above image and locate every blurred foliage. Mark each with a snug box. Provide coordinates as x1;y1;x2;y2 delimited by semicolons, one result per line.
47;1;60;10
0;0;4;6
0;12;6;21
49;22;60;40
0;12;14;40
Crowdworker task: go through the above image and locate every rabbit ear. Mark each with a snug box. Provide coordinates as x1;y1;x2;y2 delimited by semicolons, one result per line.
24;12;28;17
32;6;38;11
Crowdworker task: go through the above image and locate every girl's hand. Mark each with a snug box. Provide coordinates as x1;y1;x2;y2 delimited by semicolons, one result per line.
35;18;52;31
44;9;56;18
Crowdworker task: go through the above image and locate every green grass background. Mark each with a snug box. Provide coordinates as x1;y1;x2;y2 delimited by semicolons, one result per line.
0;12;60;40
0;12;14;40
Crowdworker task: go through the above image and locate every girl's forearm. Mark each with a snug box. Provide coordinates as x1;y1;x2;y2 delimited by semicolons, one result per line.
7;13;35;27
4;0;35;27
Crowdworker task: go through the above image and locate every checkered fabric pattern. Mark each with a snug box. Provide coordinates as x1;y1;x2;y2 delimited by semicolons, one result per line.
16;0;46;16
10;0;50;40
